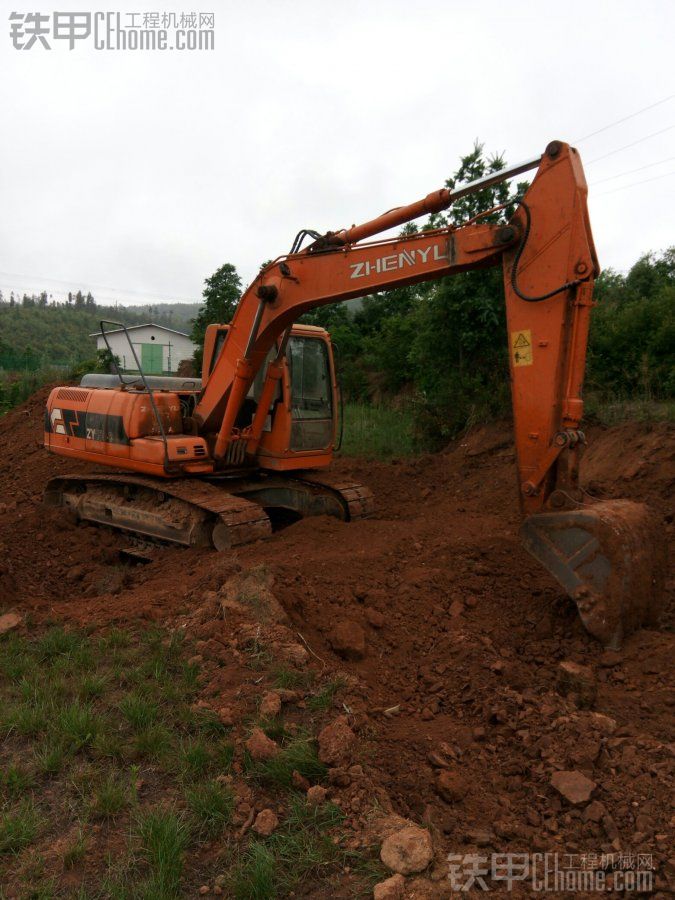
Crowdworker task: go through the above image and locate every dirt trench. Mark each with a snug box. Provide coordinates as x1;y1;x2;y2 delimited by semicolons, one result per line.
0;386;673;894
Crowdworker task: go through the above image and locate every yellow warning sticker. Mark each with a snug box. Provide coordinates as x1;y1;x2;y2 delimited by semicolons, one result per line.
511;329;533;367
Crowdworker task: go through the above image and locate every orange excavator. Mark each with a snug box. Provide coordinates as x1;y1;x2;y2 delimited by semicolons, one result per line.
44;141;663;648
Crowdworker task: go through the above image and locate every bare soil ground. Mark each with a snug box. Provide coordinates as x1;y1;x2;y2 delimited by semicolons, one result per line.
0;386;673;897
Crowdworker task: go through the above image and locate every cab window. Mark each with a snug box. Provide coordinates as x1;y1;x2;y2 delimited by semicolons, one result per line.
287;337;333;450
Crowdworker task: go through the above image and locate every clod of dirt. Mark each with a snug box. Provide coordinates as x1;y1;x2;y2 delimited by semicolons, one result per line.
220;567;288;624
252;808;279;836
373;873;405;900
292;770;311;791
550;770;597;805
328;619;366;660
318;715;356;765
556;660;597;706
245;727;280;761
582;800;606;822
435;770;468;804
259;691;282;718
0;611;22;634
380;825;433;875
587;711;617;734
365;608;385;629
306;785;327;805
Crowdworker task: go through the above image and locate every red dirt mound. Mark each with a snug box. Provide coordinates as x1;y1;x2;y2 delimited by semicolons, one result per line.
1;388;673;892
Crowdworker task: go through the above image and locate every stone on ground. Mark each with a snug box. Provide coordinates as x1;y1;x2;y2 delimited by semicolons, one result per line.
380;825;433;875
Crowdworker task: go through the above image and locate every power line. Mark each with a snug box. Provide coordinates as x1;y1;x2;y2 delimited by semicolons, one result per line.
574;92;675;143
587;124;675;164
591;155;675;186
593;168;675;197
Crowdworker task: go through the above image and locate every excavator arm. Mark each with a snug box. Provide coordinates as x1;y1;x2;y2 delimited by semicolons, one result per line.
196;140;597;517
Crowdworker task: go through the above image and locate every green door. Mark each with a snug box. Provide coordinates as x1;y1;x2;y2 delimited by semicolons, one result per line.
141;343;163;374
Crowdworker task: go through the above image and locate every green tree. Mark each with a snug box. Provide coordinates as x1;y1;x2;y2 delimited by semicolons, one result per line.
191;263;242;373
408;143;527;443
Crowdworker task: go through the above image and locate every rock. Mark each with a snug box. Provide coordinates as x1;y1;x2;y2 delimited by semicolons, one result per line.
216;706;234;726
0;612;22;635
427;750;450;769
599;650;622;668
245;728;280;761
588;712;617;735
252;808;279;836
435;770;468;804
260;691;282;719
306;785;328;805
365;609;386;629
292;770;310;791
220;569;289;624
373;873;405;900
464;828;494;847
557;661;597;706
583;800;606;823
65;564;85;583
550;770;596;805
318;716;356;765
279;641;309;667
329;620;366;661
277;689;300;704
380;825;433;875
448;600;464;618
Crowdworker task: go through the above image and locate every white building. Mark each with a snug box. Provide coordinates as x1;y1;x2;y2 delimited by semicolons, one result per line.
90;323;196;375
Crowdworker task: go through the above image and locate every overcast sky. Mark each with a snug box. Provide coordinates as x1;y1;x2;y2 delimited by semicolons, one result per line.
1;0;673;307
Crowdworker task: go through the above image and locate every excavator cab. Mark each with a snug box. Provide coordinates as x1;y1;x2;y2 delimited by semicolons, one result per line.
201;322;339;467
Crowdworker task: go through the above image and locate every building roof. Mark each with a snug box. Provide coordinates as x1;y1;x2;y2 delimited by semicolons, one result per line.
89;323;192;339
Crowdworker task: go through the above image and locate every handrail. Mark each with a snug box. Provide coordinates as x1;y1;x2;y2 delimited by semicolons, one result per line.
98;320;170;471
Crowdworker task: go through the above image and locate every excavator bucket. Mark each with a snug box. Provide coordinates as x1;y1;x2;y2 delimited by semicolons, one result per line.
521;500;665;649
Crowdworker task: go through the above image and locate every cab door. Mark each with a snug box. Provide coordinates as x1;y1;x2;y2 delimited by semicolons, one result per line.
287;336;334;451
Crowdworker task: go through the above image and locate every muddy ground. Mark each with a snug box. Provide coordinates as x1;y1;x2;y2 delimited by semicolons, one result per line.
0;387;673;897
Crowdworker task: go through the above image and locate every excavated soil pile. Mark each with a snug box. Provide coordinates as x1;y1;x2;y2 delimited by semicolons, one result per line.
1;385;673;895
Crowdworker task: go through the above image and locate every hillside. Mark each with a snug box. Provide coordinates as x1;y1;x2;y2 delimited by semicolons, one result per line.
0;301;200;369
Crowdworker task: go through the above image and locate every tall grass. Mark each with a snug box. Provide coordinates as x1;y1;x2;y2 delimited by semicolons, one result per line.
340;402;419;459
584;392;675;426
0;366;67;414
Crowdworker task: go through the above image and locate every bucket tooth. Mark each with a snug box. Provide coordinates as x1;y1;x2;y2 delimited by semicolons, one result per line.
521;500;665;649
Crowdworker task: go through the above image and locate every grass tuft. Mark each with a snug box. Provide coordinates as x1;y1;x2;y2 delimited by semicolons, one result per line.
136;807;189;898
0;800;40;854
1;764;36;798
92;773;128;819
246;733;326;789
231;842;277;900
119;692;159;731
186;780;234;838
308;677;346;712
56;701;101;750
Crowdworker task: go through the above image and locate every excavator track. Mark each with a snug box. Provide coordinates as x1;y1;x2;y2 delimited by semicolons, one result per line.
44;470;374;550
44;474;272;550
